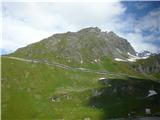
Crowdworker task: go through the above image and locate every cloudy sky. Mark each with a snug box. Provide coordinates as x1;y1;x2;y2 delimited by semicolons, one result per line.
1;1;160;54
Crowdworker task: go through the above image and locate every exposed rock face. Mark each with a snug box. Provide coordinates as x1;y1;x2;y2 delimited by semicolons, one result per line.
133;54;160;73
10;27;136;63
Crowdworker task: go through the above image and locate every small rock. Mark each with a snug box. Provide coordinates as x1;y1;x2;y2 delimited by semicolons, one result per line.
145;108;151;114
84;117;90;120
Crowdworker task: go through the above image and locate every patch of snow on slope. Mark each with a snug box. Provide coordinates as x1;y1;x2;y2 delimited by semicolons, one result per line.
147;90;158;97
115;58;127;61
99;77;106;80
127;58;136;62
94;59;98;62
128;52;139;58
114;53;150;62
127;52;149;62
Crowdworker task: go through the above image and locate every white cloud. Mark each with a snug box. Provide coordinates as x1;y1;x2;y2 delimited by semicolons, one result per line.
119;32;159;53
2;0;121;2
3;2;125;31
135;9;160;33
2;15;53;51
2;2;125;52
117;8;160;53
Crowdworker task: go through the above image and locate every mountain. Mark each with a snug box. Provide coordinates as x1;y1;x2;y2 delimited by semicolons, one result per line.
2;27;160;120
132;53;160;78
9;27;136;65
5;27;160;78
4;27;160;78
137;50;152;58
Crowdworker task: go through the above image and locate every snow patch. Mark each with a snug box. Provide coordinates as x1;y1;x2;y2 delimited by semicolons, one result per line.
99;77;106;80
147;90;158;97
141;56;149;59
115;58;127;62
128;52;138;58
94;59;98;62
114;52;150;62
127;58;136;62
127;52;149;62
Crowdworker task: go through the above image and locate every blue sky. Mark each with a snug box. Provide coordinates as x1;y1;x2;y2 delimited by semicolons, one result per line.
1;1;160;54
121;1;159;52
120;1;160;51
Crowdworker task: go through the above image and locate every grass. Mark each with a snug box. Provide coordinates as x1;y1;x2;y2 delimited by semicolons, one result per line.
1;57;103;120
2;57;160;120
9;48;158;80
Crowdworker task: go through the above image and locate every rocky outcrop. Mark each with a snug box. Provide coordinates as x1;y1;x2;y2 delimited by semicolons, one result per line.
133;54;160;73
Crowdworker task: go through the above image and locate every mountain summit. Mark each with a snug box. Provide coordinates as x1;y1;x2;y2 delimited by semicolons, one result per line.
10;27;136;64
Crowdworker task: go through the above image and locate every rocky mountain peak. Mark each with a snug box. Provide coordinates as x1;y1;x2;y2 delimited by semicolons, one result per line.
107;31;117;37
10;27;137;64
137;50;152;57
78;27;101;33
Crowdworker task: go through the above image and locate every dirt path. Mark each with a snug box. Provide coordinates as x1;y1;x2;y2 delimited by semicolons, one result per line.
3;56;134;77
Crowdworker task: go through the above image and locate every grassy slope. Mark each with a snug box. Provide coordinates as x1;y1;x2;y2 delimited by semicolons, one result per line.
2;57;160;120
8;49;151;80
1;57;105;120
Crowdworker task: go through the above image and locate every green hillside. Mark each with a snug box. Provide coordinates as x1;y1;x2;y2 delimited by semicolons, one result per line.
2;57;103;119
2;57;160;120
